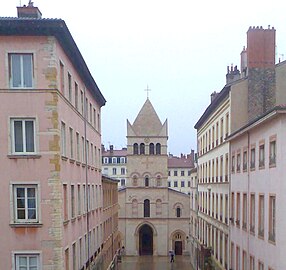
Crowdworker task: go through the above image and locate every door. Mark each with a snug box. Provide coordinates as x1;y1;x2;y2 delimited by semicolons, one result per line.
175;241;182;255
139;224;153;255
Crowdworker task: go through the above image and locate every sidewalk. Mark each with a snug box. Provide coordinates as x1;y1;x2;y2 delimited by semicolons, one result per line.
118;255;193;270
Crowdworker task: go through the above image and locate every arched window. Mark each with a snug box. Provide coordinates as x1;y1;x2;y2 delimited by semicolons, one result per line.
140;143;145;155
149;143;155;155
145;176;149;187
176;207;181;218
156;143;161;155
144;199;150;217
133;143;138;155
132;176;138;186
132;199;138;217
156;176;161;187
156;199;162;215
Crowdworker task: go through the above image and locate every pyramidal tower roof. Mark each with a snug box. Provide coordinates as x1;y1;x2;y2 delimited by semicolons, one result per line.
128;98;167;136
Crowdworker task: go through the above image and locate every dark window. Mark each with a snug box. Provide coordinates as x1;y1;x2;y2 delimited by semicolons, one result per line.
140;143;145;155
149;143;155;155
145;176;149;187
156;143;161;155
176;207;181;217
133;143;138;155
144;199;150;217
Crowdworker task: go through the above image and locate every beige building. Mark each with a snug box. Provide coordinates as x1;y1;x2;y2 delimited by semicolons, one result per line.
102;146;127;188
118;98;190;256
168;152;195;194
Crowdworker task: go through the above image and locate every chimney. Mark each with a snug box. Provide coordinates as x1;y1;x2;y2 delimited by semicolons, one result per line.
210;91;219;102
110;145;114;154
17;1;42;19
240;46;247;77
226;64;241;84
247;26;276;121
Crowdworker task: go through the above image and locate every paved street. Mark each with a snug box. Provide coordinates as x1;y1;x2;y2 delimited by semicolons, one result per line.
118;255;194;270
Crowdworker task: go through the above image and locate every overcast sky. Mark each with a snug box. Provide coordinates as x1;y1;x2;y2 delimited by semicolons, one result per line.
2;1;286;156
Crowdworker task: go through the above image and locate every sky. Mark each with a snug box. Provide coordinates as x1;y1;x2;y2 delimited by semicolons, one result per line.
2;1;286;156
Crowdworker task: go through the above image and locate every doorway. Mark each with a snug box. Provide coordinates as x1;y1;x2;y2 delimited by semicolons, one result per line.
139;224;153;255
175;241;183;255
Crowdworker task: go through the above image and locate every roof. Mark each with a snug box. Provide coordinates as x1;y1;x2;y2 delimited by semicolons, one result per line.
0;17;106;107
194;85;230;130
102;149;127;157
168;156;194;168
131;98;165;136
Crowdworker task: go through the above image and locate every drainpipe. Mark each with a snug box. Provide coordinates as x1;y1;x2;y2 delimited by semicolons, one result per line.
247;131;250;270
84;87;91;267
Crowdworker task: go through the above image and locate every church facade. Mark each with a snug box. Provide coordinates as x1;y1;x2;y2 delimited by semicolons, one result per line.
118;98;190;256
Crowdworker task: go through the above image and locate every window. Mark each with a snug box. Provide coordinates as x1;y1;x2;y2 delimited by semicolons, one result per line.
258;261;264;270
13;185;38;223
144;199;150;217
156;176;162;186
269;195;276;242
68;72;72;102
77;185;81;215
120;179;126;186
236;193;240;227
188;181;191;187
231;154;235;173
76;132;80;161
75;82;78;110
237;152;241;172
112;168;117;175
176;207;181;217
174;170;178;176
63;184;68;221
242;193;247;230
236;246;240;270
181;181;185;187
61;122;66;157
230;192;234;224
259;143;265;168
11;119;35;154
140;143;145;155
9;53;33;88
60;61;65;94
156;143;161;155
121;168;126;175
168;181;171;187
269;139;276;166
149;143;154;155
242;250;247;270
112;157;117;164
133;143;138;155
71;185;75;218
15;254;40;270
145;176;149;187
132;176;138;186
250;193;255;233
174;181;178;187
250;147;255;169
258;194;265;237
243;150;247;171
69;127;74;159
80;90;84;114
250;255;255;270
181;170;185;176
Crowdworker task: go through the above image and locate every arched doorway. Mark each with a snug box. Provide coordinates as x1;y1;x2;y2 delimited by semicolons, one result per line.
139;224;153;255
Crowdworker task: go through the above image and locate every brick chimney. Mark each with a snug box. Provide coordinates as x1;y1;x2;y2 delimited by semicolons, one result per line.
17;1;42;19
247;26;276;121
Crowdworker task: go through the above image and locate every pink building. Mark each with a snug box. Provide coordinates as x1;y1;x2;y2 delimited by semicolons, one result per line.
0;4;107;270
229;106;285;269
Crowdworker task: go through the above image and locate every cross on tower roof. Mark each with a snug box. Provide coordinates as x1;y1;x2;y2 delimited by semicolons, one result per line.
144;85;151;99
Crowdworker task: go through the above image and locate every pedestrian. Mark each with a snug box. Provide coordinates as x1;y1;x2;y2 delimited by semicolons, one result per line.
170;250;175;263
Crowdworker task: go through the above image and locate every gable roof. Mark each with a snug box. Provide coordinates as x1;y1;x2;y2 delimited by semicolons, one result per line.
130;98;167;136
0;17;106;106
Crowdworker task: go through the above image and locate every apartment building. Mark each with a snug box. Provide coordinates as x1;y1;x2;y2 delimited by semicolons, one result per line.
102;176;120;270
194;25;286;270
102;145;127;188
168;151;195;194
0;4;109;270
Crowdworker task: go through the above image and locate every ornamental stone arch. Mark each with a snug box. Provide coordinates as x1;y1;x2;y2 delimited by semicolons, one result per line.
170;229;186;255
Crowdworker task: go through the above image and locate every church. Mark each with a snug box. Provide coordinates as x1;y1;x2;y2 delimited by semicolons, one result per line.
118;98;190;256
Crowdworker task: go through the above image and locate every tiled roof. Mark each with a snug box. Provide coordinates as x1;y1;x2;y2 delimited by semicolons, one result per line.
0;17;106;106
168;156;194;168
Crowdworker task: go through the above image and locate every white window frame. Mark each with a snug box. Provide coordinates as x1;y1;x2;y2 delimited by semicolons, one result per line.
10;182;40;224
61;121;66;157
10;118;36;155
9;53;34;89
12;251;41;270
